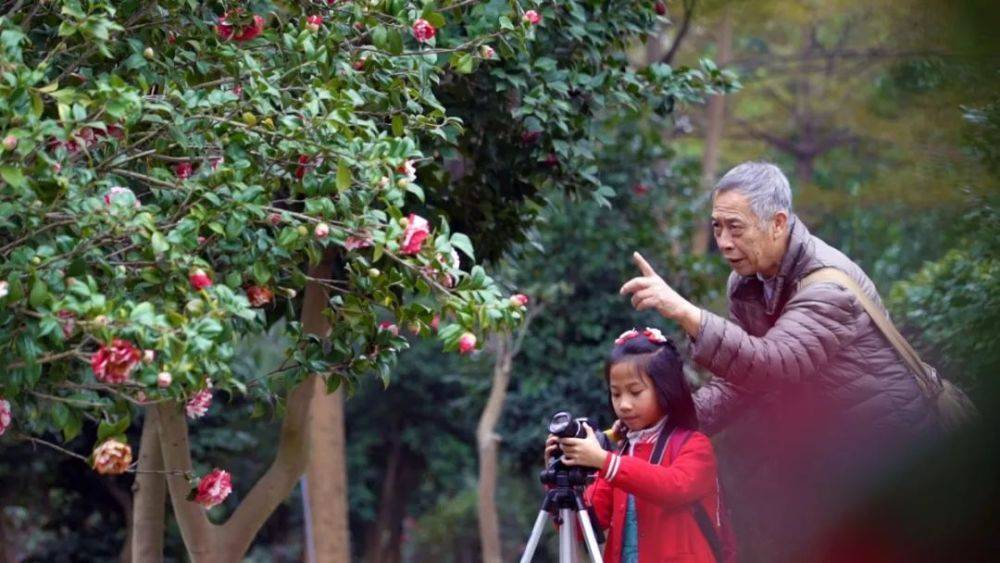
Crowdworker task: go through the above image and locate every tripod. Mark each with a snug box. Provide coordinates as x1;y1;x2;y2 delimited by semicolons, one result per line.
519;461;604;563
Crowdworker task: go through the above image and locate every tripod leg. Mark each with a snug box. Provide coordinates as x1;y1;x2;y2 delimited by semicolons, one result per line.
559;508;576;563
576;509;605;563
519;510;550;563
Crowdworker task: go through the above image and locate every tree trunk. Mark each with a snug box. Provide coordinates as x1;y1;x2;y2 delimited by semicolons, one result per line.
131;407;166;562
302;254;352;563
364;431;418;563
694;5;733;255
477;333;514;563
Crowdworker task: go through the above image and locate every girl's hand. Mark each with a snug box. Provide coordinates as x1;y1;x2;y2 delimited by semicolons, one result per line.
559;424;607;469
544;434;559;464
610;419;628;441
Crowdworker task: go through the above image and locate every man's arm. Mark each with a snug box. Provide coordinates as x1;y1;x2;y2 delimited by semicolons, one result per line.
693;377;753;436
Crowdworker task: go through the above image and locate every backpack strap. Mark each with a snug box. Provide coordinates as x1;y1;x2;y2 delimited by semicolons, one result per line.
663;429;724;562
799;267;943;398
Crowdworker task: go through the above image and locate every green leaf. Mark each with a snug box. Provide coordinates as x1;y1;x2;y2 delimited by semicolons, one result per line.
97;414;131;442
423;12;446;29
450;233;475;260
499;15;514;30
387;30;403;55
0;166;25;188
28;279;48;308
451;53;474;74
62;411;83;442
130;302;155;325
336;163;352;192
150;231;169;254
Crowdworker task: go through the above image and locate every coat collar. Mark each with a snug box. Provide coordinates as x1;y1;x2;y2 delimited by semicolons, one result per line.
730;215;812;316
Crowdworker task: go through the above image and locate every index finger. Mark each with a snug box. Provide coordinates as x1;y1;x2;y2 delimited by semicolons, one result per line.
632;252;658;277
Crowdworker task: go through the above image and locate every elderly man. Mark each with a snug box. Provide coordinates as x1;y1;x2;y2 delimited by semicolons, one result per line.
621;162;936;561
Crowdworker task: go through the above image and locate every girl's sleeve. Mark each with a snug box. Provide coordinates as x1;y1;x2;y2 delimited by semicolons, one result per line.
597;433;716;508
585;461;615;530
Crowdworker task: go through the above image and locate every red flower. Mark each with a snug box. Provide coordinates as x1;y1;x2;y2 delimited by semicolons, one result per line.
194;468;232;508
632;182;650;196
0;398;11;436
458;332;477;355
431;315;440;332
305;15;323;32
91;439;132;475
216;11;264;42
268;212;283;226
246;285;274;307
479;45;495;59
2;135;17;151
189;269;213;290
104;186;140;209
57;310;76;339
523;10;541;25
344;233;373;251
173;161;194;179
186;380;213;419
411;18;436;43
378;321;400;336
91;339;142;384
521;130;541;145
655;1;667;16
157;371;173;388
314;222;330;239
510;293;529;307
294;154;314;180
400;214;430;255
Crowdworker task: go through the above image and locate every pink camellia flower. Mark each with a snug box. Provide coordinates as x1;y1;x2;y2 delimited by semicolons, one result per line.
92;339;142;384
189;269;213;290
268;212;283;226
91;439;133;475
314;222;330;239
305;14;322;32
398;160;417;183
344;233;373;251
104;186;141;209
458;332;477;355
400;214;430;255
411;18;436;43
510;293;529;307
209;155;225;170
432;249;461;288
157;371;172;388
479;45;495;59
142;349;156;364
194;468;233;509
655;1;667;16
197;236;207;245
632;182;650;196
173;161;194;179
186;380;213;419
2;135;17;151
378;321;400;336
521;130;541;145
57;310;76;338
0;398;11;436
216;11;265;42
523;10;541;25
246;285;274;307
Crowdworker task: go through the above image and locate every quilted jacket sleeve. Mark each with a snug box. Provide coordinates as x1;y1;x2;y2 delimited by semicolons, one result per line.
690;281;862;389
693;377;754;436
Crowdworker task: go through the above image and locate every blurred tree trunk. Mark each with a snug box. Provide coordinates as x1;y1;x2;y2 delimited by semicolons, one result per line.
131;407;166;562
303;252;352;563
694;5;732;255
363;432;424;563
477;332;514;563
476;307;539;563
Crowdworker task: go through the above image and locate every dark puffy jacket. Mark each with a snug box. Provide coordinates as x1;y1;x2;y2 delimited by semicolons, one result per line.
691;216;935;438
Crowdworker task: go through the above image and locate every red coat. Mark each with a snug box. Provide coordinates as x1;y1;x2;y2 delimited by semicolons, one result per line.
585;431;719;563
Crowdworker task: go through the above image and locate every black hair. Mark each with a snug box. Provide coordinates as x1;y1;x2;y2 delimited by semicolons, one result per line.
603;331;699;431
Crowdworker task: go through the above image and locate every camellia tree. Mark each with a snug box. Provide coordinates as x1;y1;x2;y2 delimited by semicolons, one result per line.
0;0;733;560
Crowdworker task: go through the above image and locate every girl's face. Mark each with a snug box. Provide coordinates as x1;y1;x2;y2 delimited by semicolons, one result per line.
609;362;665;431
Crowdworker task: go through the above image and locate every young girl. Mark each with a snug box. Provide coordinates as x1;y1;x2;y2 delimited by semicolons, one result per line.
545;327;722;563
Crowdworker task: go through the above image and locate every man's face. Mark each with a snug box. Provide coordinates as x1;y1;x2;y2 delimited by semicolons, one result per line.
711;190;785;277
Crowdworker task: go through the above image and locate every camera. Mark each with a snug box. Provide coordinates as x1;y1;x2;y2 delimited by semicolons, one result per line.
541;411;614;488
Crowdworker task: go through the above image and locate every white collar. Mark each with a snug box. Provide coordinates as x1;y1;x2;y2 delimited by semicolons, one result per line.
625;416;668;445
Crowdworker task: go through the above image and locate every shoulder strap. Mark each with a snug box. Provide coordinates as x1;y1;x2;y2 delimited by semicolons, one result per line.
799;267;941;398
658;429;724;561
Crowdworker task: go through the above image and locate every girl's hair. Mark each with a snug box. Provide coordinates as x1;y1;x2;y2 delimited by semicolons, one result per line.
603;333;699;431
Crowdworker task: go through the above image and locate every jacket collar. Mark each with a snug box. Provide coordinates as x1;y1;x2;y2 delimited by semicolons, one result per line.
731;215;811;316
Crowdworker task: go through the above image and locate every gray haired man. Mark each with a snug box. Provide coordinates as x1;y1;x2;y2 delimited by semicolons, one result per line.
620;161;935;561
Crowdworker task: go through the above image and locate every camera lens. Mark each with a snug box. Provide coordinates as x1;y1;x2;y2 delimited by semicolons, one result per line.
548;411;573;436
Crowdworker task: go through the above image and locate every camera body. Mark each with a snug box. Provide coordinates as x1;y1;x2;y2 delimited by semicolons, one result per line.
541;411;614;487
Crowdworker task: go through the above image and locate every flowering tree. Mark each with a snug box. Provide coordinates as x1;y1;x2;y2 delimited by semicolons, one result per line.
0;0;732;559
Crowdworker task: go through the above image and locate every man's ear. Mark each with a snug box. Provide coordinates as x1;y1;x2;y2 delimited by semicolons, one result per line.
772;210;789;239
